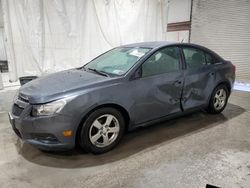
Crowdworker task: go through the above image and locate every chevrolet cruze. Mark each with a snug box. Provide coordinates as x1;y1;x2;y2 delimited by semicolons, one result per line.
9;42;235;154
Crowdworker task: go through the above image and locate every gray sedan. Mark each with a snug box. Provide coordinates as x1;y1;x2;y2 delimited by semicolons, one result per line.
9;42;235;154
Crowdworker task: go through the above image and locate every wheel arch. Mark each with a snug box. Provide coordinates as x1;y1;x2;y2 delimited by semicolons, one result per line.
216;80;232;93
207;80;232;106
207;80;231;106
75;103;130;145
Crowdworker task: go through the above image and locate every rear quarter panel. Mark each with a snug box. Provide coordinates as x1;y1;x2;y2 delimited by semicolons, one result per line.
214;61;235;93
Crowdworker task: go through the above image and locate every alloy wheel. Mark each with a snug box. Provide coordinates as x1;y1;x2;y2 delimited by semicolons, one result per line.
213;88;227;110
89;114;120;148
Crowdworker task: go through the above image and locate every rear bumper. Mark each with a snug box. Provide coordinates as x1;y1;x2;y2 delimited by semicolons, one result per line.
8;112;76;151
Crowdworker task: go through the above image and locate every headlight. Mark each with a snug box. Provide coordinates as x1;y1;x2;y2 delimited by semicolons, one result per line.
32;97;74;116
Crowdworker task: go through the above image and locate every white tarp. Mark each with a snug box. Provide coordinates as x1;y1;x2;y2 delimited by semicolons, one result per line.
2;0;168;81
0;28;7;61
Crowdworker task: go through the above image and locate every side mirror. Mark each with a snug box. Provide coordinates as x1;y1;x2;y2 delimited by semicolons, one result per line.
131;67;142;80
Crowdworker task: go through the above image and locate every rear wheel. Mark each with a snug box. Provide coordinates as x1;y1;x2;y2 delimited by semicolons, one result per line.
207;85;229;114
78;107;125;154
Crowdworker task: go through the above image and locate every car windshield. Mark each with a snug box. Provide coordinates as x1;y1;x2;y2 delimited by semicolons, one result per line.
84;47;151;76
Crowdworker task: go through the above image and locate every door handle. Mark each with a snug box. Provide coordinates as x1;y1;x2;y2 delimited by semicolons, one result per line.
173;80;182;86
209;72;215;76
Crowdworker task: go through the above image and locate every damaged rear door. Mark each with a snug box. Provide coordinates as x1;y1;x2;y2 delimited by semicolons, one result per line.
180;46;217;110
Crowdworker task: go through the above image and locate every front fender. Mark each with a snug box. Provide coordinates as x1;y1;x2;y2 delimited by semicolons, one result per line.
59;86;133;134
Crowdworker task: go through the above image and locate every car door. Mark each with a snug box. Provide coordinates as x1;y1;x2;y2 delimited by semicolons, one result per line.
129;46;184;124
180;46;217;110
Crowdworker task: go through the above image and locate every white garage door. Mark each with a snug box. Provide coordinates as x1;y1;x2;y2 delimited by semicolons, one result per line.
190;0;250;82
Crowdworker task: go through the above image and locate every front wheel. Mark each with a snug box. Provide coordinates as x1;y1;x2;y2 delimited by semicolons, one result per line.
207;85;229;114
79;107;125;154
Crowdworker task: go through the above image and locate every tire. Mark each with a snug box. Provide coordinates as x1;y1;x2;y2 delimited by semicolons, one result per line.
78;107;125;154
207;84;229;114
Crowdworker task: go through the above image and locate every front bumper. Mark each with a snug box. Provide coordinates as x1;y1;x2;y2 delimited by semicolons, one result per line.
8;111;76;151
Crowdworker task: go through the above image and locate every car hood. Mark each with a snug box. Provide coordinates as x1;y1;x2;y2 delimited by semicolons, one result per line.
19;69;113;104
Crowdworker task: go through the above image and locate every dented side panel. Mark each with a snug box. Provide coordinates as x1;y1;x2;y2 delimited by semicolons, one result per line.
181;65;216;110
128;71;184;124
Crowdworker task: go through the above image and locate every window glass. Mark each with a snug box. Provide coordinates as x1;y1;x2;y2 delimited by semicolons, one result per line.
84;47;150;76
182;47;206;69
142;47;181;77
205;52;219;65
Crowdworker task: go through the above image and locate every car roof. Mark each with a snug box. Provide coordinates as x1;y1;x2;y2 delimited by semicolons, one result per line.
121;41;224;60
121;41;177;48
121;41;211;50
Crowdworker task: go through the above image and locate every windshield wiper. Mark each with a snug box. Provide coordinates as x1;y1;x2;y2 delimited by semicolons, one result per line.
77;66;86;71
87;68;109;77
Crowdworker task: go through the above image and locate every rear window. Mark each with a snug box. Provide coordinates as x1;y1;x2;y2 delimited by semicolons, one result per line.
205;52;220;64
182;47;206;69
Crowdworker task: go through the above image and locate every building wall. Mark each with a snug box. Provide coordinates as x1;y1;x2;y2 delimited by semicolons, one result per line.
190;0;250;82
166;0;192;42
0;0;7;61
168;0;191;23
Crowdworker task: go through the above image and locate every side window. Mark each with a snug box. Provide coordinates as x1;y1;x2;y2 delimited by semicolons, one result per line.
182;47;206;69
142;47;181;77
205;52;219;65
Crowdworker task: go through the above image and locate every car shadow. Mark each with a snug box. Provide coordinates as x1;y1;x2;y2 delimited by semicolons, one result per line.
17;103;245;168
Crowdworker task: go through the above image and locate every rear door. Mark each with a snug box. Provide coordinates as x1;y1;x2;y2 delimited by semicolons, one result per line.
129;46;184;124
180;46;217;110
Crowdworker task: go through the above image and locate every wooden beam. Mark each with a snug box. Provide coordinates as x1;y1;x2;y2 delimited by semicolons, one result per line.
167;21;191;32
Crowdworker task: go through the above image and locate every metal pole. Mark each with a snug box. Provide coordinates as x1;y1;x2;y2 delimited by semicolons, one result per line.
189;0;193;43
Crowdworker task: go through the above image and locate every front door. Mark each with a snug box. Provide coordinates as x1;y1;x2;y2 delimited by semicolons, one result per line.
129;46;184;124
